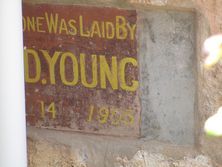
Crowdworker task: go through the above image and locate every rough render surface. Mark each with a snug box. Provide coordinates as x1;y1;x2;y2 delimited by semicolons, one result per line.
28;139;214;167
28;128;217;167
24;0;222;166
138;9;195;144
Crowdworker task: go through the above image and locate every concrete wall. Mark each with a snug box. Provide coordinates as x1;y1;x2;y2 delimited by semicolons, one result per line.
139;9;196;144
24;0;222;166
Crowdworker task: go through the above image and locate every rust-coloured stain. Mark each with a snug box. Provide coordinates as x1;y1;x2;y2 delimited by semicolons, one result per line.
23;3;140;137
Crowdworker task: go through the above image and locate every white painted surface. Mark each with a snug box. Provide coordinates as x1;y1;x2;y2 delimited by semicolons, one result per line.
0;0;27;166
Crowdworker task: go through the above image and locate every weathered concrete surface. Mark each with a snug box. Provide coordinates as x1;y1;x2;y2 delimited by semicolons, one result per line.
193;0;222;165
138;10;196;144
28;127;213;167
28;128;219;166
116;151;214;167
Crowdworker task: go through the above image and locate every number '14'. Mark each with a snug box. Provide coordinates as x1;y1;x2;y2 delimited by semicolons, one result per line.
40;101;56;119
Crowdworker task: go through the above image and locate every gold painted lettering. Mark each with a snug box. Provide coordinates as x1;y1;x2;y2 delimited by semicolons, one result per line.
24;48;41;83
22;17;26;31
127;23;136;40
116;16;127;40
80;53;98;88
27;16;36;32
90;21;101;38
41;50;61;84
68;19;77;35
79;15;90;37
36;17;45;33
100;56;118;90
119;57;138;91
101;22;105;38
60;52;79;86
59;18;68;34
106;22;115;39
45;12;58;34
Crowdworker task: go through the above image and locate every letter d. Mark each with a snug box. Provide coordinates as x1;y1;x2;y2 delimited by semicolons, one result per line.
24;48;41;83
